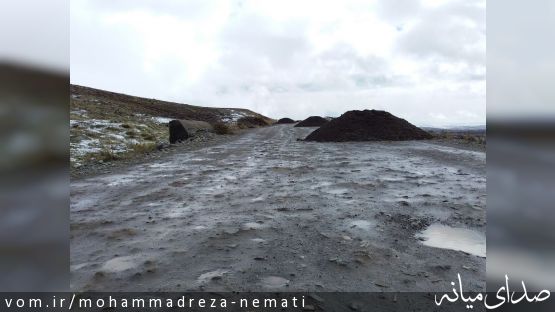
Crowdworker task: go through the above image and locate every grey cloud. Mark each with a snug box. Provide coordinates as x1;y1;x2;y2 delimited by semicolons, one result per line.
218;14;311;71
376;0;422;23
396;0;485;65
199;42;393;99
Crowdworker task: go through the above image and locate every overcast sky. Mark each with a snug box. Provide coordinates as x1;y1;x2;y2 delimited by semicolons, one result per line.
488;0;555;120
1;0;68;71
71;0;485;126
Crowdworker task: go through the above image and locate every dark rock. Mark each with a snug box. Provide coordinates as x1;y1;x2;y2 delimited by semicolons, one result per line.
169;120;190;143
169;119;213;144
304;110;433;142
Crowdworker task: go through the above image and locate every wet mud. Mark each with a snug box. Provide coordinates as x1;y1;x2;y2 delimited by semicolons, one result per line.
71;125;486;291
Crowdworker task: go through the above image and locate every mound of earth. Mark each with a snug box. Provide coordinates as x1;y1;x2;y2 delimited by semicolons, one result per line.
275;118;296;124
294;116;329;127
304;110;433;142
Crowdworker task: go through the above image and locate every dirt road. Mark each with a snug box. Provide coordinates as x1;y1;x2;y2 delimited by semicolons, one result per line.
71;125;486;291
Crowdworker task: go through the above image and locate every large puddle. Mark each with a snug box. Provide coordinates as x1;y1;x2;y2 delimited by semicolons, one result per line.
416;224;486;258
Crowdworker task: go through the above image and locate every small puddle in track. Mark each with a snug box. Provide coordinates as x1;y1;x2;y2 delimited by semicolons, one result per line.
349;220;374;231
261;276;289;289
197;269;229;284
101;256;138;272
242;222;266;230
416;224;486;257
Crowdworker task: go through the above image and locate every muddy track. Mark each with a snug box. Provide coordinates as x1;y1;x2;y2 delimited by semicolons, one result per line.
71;125;486;292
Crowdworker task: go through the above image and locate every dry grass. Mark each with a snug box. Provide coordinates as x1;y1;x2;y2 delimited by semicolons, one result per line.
125;130;137;137
80;142;158;164
236;116;270;129
98;147;121;162
213;122;234;135
141;132;157;141
129;142;157;154
433;131;486;145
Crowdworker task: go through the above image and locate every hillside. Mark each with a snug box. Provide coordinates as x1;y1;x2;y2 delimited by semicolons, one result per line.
70;85;272;167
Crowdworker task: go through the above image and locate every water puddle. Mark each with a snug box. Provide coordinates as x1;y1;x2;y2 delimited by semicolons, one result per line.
251;195;266;203
349;220;374;231
242;222;266;230
223;175;237;181
119;199;133;206
310;181;333;189
261;276;289;289
148;162;173;169
416;224;486;257
101;174;137;187
190;158;208;162
71;198;97;212
101;256;137;272
324;188;350;195
378;177;406;183
153;174;172;178
71;263;89;271
167;208;187;219
197;269;229;284
250;238;267;244
345;220;377;239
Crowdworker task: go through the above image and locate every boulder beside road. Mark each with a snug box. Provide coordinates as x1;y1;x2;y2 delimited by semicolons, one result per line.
169;119;213;143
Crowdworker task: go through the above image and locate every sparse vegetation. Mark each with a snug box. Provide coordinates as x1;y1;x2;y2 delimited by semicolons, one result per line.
125;130;137;137
70;115;168;167
130;142;157;154
213;122;233;135
98;147;121;162
141;132;157;141
237;116;270;129
433;131;486;145
70;84;271;169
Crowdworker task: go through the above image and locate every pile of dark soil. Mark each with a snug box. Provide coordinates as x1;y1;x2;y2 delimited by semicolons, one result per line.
275;118;296;124
305;110;432;142
295;116;329;127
